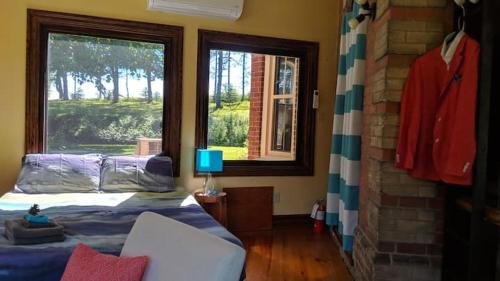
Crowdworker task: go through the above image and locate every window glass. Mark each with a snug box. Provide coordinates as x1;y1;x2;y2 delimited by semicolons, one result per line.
46;33;165;156
207;50;299;161
271;99;293;152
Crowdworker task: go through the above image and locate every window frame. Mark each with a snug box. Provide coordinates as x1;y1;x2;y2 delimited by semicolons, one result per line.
195;30;319;177
262;56;299;159
26;10;183;176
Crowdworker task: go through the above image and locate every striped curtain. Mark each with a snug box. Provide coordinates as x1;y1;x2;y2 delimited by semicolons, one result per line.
326;3;367;252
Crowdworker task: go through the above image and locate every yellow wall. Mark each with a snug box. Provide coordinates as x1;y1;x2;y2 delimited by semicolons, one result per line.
0;0;339;215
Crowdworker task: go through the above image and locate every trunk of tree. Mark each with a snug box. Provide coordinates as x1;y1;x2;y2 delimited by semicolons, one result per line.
73;75;78;100
227;51;231;90
96;77;106;99
55;74;64;100
62;73;69;100
215;50;223;109
213;52;218;101
111;67;120;104
241;53;246;101
125;69;130;99
146;70;153;103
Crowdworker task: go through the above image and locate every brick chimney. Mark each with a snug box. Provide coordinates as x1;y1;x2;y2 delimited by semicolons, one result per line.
352;1;453;280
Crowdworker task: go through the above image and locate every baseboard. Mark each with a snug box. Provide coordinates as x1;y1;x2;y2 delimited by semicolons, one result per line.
329;228;355;269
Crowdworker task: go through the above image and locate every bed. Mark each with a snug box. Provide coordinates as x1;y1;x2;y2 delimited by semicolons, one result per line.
0;191;244;281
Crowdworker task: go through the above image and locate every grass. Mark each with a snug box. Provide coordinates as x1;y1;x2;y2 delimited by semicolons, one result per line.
48;143;248;160
208;146;248;160
48;144;136;155
209;100;249;113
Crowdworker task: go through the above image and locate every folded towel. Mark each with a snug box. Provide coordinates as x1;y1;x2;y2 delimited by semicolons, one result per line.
21;219;58;229
4;228;65;245
4;219;64;238
24;214;49;223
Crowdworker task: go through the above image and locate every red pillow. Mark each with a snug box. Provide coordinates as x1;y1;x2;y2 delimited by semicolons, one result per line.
61;243;148;281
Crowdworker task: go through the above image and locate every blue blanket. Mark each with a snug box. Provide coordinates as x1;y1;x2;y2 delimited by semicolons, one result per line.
0;192;244;281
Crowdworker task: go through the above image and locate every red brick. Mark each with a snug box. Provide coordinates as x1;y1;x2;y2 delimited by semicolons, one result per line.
374;101;400;114
398;197;427;208
380;194;398;207
378;241;396;252
369;147;396;161
396;243;427;255
426;244;442;256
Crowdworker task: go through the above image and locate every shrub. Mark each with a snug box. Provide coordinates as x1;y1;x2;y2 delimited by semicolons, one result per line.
47;99;162;146
208;112;248;147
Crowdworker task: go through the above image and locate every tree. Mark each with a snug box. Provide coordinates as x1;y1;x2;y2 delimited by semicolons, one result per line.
227;51;231;89
240;53;250;101
215;50;224;109
222;84;239;109
142;44;164;103
127;42;164;103
47;33;165;104
48;34;74;100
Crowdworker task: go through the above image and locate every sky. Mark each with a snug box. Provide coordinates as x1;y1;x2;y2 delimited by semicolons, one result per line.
48;76;164;100
208;50;251;97
47;51;250;100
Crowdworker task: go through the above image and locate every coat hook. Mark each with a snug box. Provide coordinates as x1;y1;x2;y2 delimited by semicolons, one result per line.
348;1;376;29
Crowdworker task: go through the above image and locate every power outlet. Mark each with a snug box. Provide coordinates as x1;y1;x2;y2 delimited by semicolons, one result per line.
273;192;280;203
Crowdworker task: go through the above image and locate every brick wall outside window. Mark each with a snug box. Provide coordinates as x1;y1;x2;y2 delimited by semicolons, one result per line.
248;54;265;160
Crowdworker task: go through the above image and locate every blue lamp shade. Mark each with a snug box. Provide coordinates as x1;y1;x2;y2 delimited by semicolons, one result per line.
196;149;223;173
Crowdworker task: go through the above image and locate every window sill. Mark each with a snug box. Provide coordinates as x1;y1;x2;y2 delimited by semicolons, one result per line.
194;161;313;177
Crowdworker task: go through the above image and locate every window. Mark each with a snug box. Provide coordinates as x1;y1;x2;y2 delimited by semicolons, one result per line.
266;56;299;159
196;30;319;176
26;10;183;175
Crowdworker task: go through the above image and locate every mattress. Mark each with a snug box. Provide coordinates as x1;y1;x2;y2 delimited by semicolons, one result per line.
0;191;243;281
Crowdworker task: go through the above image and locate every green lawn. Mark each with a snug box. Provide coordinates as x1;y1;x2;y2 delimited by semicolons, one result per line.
49;143;248;160
208;146;248;160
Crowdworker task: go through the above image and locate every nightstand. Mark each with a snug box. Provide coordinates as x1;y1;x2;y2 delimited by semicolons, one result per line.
194;192;227;227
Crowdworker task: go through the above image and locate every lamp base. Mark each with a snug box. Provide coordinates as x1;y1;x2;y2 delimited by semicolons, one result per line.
203;173;218;195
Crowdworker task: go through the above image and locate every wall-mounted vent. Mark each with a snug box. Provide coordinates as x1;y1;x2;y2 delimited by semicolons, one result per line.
148;0;244;21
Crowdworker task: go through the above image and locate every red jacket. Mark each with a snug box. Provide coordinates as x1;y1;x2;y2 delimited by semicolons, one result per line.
395;33;479;186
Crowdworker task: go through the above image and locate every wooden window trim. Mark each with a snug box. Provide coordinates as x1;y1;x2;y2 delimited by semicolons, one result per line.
195;30;319;177
261;56;298;160
26;9;183;176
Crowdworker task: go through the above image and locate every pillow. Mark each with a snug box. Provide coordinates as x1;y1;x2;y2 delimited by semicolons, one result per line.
14;154;102;193
100;155;175;192
61;243;148;281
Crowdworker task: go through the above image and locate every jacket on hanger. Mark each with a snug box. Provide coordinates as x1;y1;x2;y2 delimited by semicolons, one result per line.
395;32;480;186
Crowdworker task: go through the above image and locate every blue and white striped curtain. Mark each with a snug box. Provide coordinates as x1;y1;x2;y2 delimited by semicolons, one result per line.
326;2;367;252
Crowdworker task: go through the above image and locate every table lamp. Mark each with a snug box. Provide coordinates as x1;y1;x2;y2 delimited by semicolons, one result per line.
196;149;223;195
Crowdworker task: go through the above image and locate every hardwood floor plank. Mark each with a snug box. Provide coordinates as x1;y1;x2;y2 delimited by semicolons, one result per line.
238;223;353;281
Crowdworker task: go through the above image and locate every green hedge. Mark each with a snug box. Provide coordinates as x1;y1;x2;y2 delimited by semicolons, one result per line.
47;99;163;148
47;99;249;150
208;110;248;147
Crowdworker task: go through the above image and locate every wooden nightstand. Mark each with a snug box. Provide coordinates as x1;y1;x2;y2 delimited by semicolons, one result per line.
194;192;227;227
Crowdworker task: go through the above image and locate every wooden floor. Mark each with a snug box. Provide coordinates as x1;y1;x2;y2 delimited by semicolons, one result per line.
237;222;353;281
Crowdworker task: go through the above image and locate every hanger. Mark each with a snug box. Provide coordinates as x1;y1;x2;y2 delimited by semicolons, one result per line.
446;2;466;44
